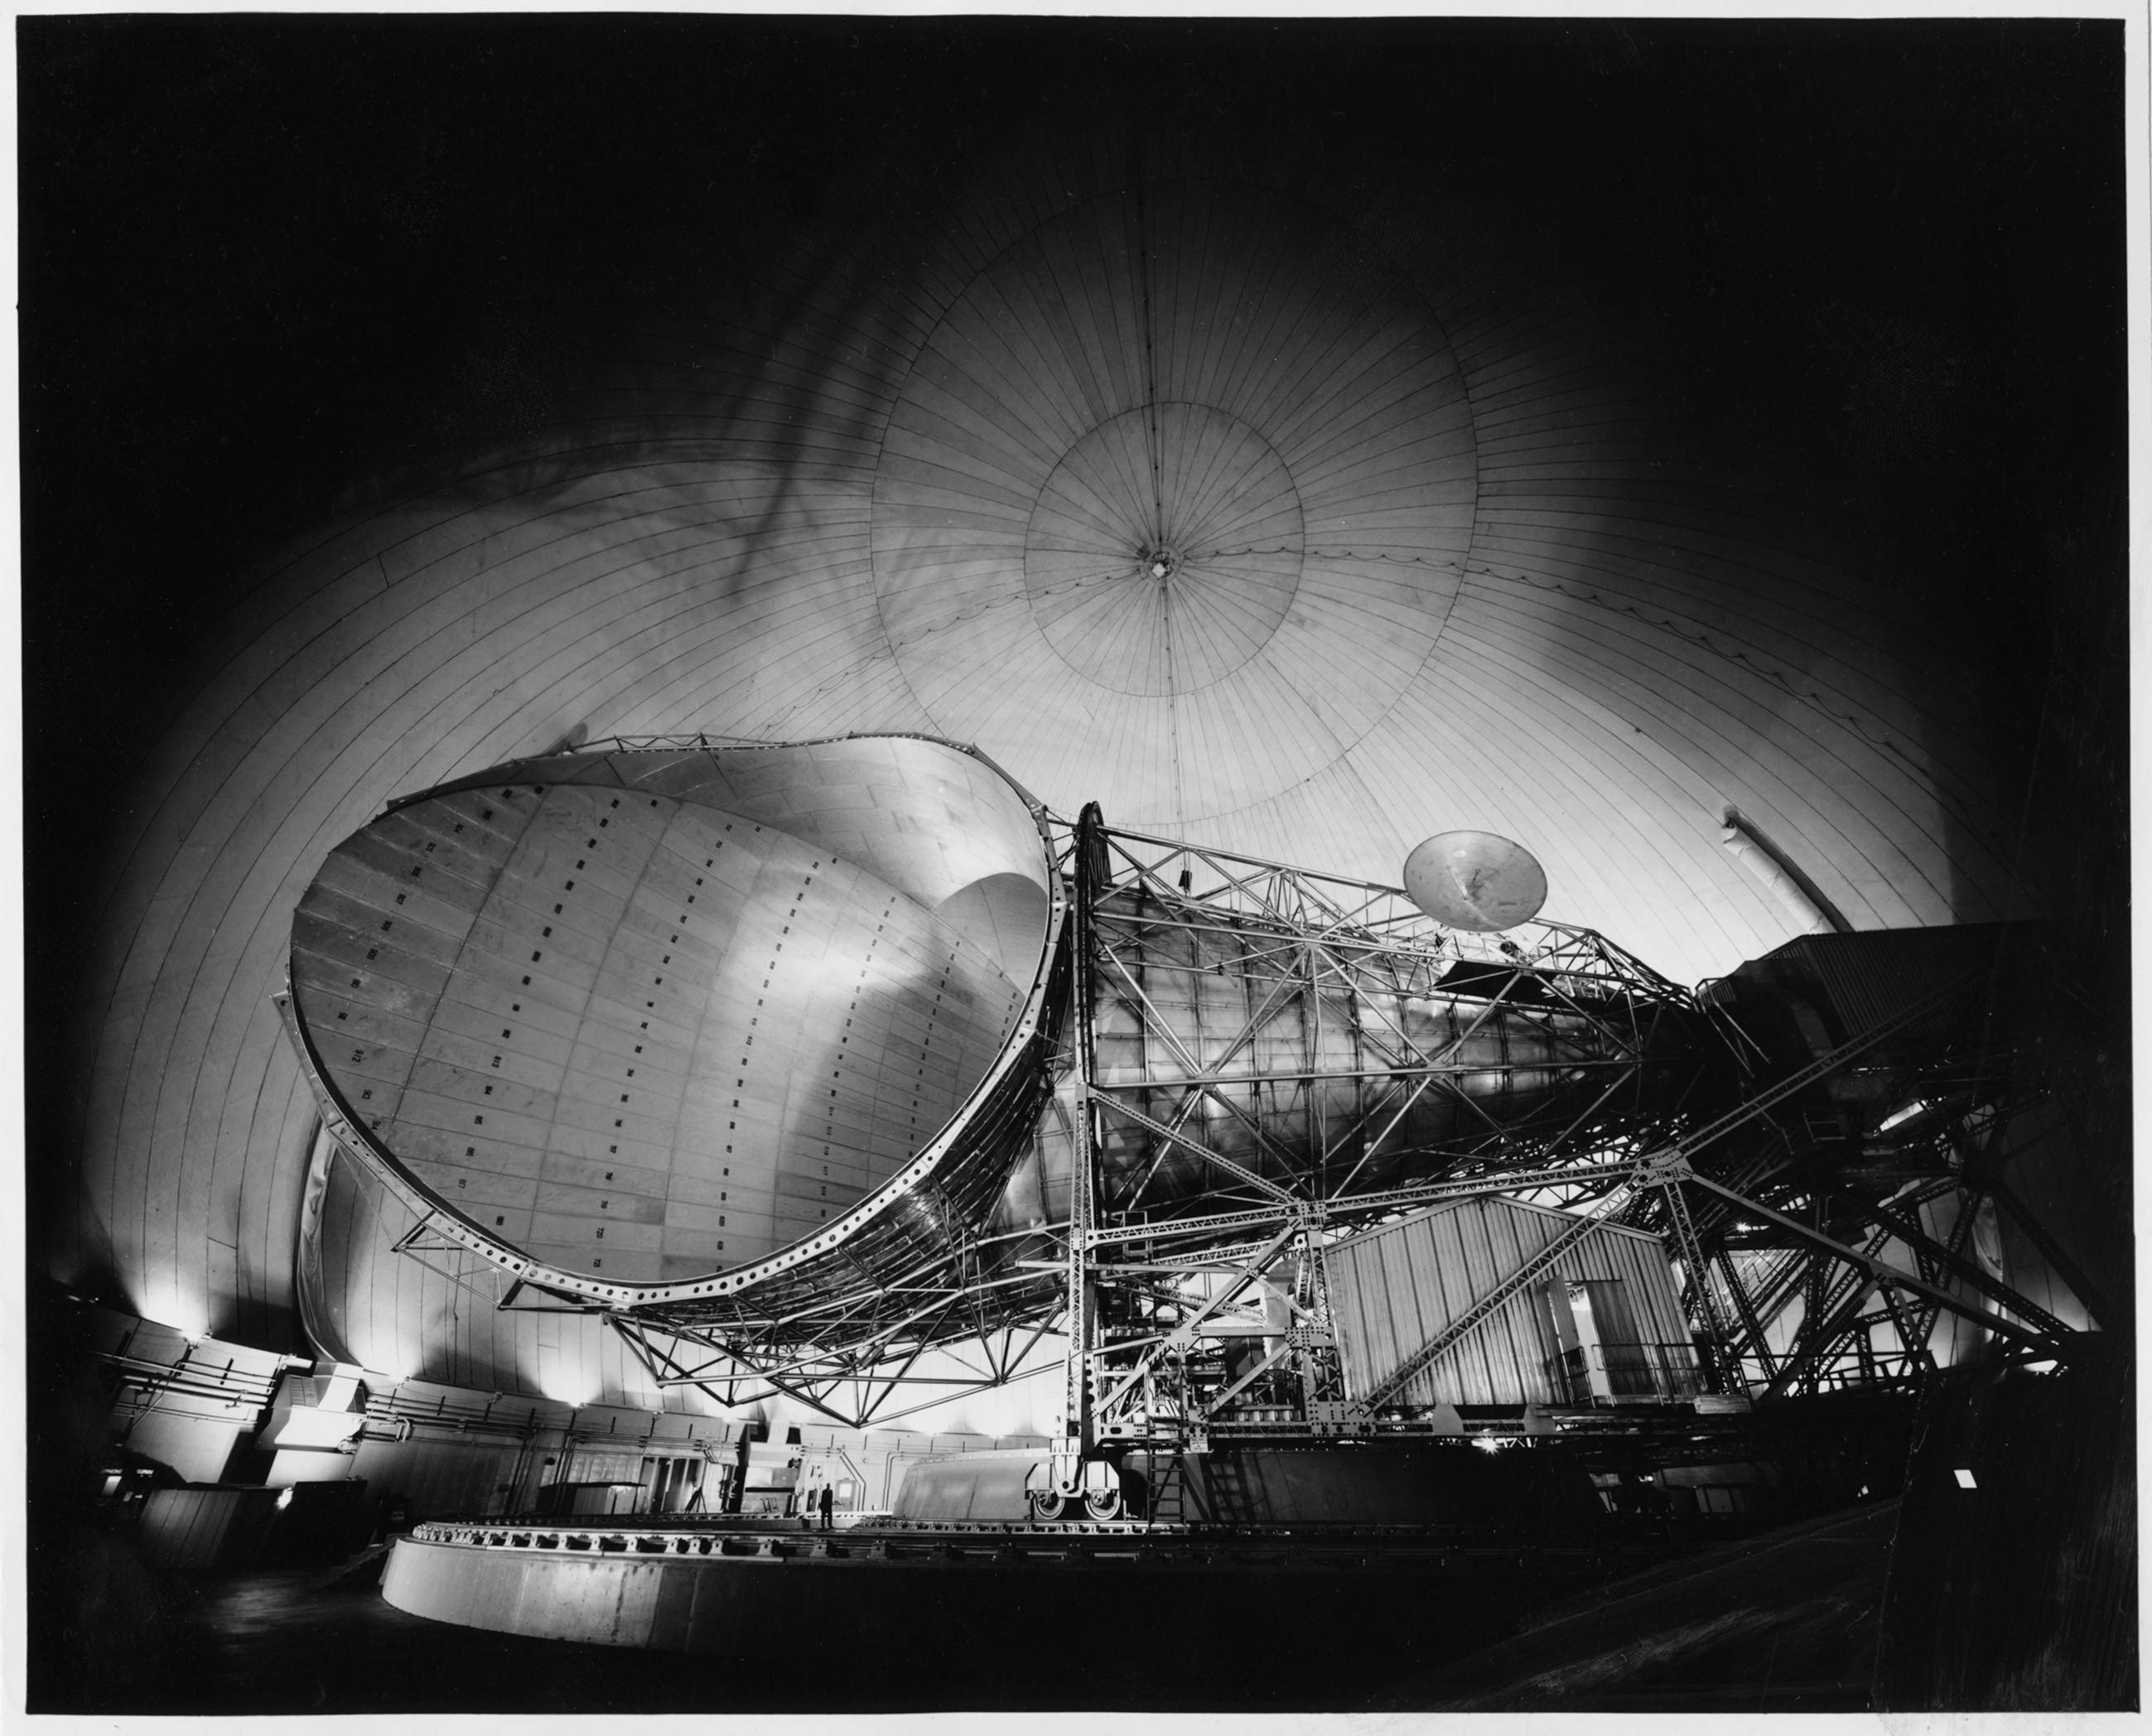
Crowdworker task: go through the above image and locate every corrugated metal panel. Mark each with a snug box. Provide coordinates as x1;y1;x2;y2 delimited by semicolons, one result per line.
347;1437;524;1520
1327;1196;1696;1408
1744;926;2011;1044
138;1487;278;1573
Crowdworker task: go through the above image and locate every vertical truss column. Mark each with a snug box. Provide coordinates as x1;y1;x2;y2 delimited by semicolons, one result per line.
1657;1178;1734;1392
1058;803;1109;1488
1715;1247;1781;1384
1291;1220;1350;1419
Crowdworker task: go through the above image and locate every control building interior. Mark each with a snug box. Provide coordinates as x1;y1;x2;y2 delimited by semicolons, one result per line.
19;16;2135;1715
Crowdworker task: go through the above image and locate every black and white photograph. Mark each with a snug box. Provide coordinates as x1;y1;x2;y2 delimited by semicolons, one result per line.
15;8;2140;1717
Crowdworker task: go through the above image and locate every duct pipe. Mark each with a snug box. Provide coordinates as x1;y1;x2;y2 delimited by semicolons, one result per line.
1720;812;1848;936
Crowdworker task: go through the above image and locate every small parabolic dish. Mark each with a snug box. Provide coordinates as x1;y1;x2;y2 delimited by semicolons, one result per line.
1403;831;1549;932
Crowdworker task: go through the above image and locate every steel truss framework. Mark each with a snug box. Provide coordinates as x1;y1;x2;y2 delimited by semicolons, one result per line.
1025;818;2100;1512
335;796;2097;1445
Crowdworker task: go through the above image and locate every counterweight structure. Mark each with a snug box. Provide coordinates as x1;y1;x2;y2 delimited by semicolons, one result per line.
281;736;2099;1500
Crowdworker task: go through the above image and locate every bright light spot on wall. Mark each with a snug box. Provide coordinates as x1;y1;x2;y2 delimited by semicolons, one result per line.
537;1367;601;1406
162;1299;211;1344
274;1487;295;1510
1953;1467;1978;1489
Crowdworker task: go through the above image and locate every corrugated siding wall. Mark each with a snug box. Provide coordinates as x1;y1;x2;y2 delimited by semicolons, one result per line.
1326;1196;1693;1407
347;1437;521;1518
1742;925;2010;1046
138;1487;278;1573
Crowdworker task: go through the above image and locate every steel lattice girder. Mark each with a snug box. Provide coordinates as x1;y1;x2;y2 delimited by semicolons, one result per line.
333;796;2095;1429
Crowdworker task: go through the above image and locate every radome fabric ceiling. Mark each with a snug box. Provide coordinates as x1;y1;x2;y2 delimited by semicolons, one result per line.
56;118;2032;1389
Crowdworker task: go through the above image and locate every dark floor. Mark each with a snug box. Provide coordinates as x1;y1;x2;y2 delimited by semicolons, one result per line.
35;1502;1904;1714
56;1558;1517;1714
1368;1497;1900;1712
89;1552;1585;1714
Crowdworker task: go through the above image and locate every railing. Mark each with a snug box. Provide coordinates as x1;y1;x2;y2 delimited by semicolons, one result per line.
399;1517;1682;1567
1549;1342;1703;1406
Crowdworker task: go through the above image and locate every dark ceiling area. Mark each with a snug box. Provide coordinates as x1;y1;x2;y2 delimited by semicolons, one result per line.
15;21;2129;1167
18;17;2128;986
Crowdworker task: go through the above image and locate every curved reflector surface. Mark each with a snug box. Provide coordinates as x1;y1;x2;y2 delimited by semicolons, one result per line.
285;735;1057;1298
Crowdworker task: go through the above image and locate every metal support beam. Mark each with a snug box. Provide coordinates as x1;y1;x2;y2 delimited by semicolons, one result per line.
1850;1198;2078;1342
1668;967;1985;1179
1714;1248;1781;1382
1100;1097;1299;1205
1656;1178;1732;1387
1979;1170;2114;1331
1679;1171;2074;1360
1062;803;1107;1474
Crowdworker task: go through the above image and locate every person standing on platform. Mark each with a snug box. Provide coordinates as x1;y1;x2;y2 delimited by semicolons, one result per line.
819;1484;834;1531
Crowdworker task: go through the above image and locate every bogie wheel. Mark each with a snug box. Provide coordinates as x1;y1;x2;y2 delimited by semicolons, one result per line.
1083;1487;1122;1521
1029;1489;1067;1521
